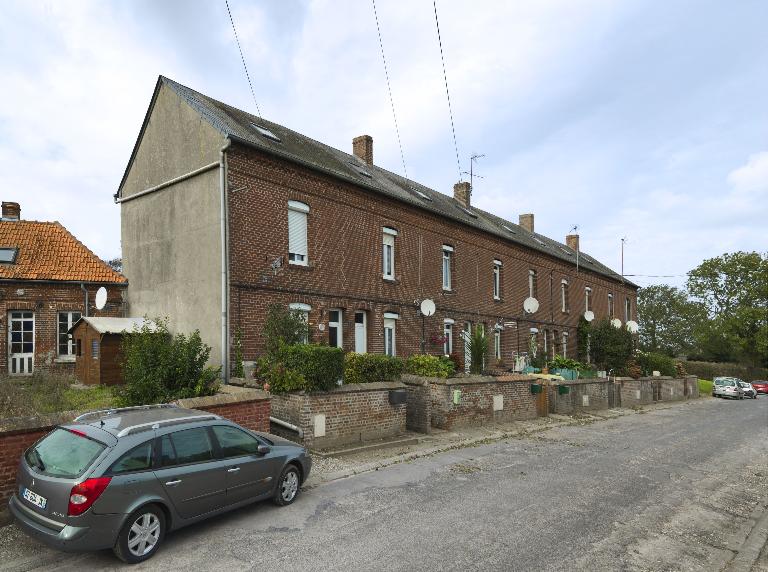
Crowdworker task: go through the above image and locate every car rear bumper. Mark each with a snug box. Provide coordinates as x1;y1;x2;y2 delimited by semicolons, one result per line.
9;495;122;552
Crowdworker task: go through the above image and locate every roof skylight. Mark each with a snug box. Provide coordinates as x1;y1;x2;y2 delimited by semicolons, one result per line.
0;247;18;263
559;247;573;256
531;236;547;247
410;188;432;201
348;161;373;179
250;122;281;142
501;224;517;234
459;206;478;218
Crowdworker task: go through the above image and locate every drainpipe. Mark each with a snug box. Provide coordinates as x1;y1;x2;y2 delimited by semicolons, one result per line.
80;283;89;317
220;139;232;384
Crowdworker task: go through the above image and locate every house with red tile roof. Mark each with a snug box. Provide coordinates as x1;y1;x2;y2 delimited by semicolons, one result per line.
0;201;126;376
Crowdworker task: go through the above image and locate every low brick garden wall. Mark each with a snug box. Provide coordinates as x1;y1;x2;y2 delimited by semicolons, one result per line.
269;381;407;450
0;385;270;524
404;374;538;431
548;378;612;415
618;375;699;406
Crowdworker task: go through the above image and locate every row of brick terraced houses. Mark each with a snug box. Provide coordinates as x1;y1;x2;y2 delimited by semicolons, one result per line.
116;76;638;382
0;75;637;379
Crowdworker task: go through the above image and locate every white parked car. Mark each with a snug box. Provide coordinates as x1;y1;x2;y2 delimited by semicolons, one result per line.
738;381;758;399
712;377;745;399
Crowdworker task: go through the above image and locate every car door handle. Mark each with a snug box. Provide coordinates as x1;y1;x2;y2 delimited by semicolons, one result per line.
165;479;182;486
227;467;241;473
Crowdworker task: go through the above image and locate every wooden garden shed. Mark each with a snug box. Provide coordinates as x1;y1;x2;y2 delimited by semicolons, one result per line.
69;317;155;386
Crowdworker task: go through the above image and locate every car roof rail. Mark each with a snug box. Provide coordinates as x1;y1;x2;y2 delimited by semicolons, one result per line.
74;404;178;423
116;414;220;438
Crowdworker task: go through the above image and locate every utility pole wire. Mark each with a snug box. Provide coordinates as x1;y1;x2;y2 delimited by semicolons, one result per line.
225;0;262;119
433;0;462;181
371;0;408;181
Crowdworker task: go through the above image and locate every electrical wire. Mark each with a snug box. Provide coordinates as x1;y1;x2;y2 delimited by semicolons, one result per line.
225;0;262;118
371;0;408;181
432;0;462;181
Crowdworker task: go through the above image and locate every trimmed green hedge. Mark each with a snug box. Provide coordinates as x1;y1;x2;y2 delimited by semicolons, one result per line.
681;360;768;382
344;353;403;384
404;354;455;378
262;344;344;393
636;352;676;377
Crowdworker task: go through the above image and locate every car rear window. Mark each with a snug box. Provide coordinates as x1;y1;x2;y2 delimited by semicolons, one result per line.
25;428;106;478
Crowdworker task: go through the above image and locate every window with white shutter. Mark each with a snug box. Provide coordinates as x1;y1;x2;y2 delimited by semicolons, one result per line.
288;201;309;265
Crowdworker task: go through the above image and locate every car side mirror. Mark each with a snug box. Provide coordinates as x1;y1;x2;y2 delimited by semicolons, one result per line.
257;445;271;455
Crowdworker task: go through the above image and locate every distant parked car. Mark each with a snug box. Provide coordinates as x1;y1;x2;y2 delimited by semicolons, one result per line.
751;380;768;395
739;381;758;399
712;377;744;399
9;405;311;564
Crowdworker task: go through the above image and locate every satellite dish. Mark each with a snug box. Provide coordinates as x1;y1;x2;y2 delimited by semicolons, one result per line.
583;311;594;322
611;318;622;329
626;320;639;333
95;287;107;310
529;327;539;334
419;299;436;317
523;297;539;314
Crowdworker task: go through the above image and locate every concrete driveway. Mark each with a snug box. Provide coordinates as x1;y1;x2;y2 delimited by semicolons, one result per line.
2;397;767;571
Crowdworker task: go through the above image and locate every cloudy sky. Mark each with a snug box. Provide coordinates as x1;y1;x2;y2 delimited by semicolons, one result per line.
1;0;765;288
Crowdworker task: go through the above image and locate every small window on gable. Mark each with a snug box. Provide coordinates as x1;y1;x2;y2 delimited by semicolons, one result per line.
561;279;569;313
608;293;615;318
288;201;309;266
382;227;397;280
442;245;453;290
0;248;18;263
493;260;502;300
250;122;281;142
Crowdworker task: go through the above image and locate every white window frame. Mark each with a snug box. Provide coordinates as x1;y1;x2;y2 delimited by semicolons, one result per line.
543;329;548;355
384;312;399;356
493;260;502;300
383;227;397;280
608;293;614;318
287;201;309;266
443;318;454;355
561;279;568;312
328;308;343;349
585;287;592;312
562;332;568;358
494;330;501;360
57;311;81;358
625;297;632;321
442;245;453;291
528;269;537;299
289;302;311;343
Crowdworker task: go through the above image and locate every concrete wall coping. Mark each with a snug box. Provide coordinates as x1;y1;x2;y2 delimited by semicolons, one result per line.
614;376;695;382
294;381;406;396
557;378;611;386
175;385;270;409
405;373;536;386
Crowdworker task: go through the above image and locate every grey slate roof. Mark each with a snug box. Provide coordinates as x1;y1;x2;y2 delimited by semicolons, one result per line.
151;76;635;288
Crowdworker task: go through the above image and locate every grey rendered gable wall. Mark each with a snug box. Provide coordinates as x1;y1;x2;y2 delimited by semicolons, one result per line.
120;82;224;364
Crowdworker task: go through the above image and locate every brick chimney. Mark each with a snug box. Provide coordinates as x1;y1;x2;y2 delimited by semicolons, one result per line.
566;233;579;251
2;202;20;221
352;135;373;166
453;182;471;208
519;213;534;233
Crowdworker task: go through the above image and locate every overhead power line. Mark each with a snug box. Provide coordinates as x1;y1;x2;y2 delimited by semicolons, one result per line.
432;0;462;181
225;0;262;118
371;0;408;181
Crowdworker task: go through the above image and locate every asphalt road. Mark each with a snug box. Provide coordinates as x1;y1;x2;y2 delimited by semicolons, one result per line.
2;397;767;571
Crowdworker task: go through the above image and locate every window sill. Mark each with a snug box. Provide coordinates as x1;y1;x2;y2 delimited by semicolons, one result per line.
383;276;400;284
289;261;313;271
55;357;76;364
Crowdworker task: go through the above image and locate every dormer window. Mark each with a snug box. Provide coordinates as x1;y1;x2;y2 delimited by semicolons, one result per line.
0;247;18;263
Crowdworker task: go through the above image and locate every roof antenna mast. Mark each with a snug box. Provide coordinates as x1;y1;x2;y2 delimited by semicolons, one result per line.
462;153;485;197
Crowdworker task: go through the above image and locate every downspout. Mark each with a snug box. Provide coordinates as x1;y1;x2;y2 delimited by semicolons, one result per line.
220;139;232;384
80;283;89;317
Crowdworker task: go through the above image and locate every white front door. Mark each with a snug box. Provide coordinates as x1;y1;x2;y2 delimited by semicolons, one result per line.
354;311;367;353
9;311;34;375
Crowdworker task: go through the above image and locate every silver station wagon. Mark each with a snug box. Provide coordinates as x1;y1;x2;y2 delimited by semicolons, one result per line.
8;404;311;564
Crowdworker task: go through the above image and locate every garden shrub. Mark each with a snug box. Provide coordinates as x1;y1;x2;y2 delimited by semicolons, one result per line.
262;363;307;394
547;355;589;372
344;353;404;384
589;318;633;374
119;318;220;406
262;304;309;355
404;354;455;378
469;329;488;374
274;344;344;392
636;351;676;377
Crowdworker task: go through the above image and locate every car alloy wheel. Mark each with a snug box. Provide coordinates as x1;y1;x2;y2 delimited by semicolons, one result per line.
274;465;301;506
114;505;165;564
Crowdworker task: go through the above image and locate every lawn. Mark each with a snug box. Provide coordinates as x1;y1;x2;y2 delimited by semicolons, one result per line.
0;374;118;419
698;378;714;397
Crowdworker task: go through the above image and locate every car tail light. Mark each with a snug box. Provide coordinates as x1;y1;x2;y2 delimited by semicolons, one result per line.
68;477;111;516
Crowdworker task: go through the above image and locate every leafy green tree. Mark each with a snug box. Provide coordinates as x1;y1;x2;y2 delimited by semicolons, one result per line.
262;305;309;356
589;318;633;374
687;252;768;366
637;285;704;356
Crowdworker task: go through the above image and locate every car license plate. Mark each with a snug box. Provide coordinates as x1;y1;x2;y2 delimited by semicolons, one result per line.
22;487;47;510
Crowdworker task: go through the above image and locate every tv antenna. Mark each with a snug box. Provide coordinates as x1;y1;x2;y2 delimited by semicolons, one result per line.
621;237;628;280
570;224;580;273
462;153;484;195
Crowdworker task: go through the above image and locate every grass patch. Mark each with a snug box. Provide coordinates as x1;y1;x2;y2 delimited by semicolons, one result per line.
698;378;713;397
0;374;118;418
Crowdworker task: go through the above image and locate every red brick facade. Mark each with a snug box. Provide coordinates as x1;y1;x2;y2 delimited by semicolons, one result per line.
226;143;638;366
0;282;124;376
